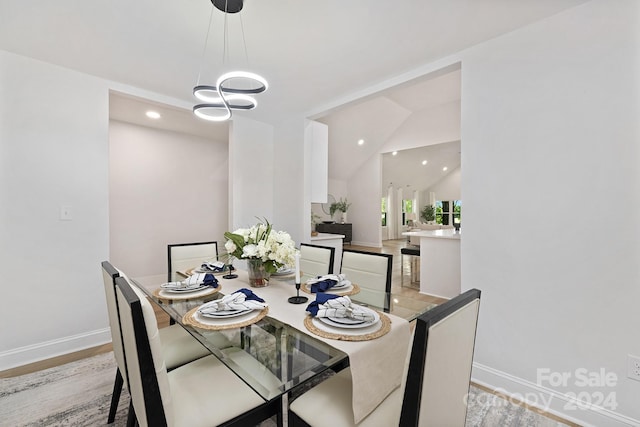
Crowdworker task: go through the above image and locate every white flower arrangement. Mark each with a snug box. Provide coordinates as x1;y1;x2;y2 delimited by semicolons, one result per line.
224;218;297;273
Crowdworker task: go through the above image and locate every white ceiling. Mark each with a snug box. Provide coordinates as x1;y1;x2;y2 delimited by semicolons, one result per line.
382;141;461;193
0;0;586;122
109;92;229;141
1;0;587;183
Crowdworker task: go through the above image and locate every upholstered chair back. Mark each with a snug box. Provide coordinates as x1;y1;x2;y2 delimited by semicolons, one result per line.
288;288;482;427
101;261;128;389
400;288;481;426
299;243;335;283
116;276;173;427
340;249;392;311
167;241;218;280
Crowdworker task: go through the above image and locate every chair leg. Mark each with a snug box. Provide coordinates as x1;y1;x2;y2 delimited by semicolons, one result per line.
401;253;405;286
107;368;124;423
126;400;137;427
288;410;311;427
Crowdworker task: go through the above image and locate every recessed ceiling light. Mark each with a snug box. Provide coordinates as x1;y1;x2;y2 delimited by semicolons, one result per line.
358;139;365;145
392;151;397;156
422;160;427;165
146;111;161;119
443;166;448;171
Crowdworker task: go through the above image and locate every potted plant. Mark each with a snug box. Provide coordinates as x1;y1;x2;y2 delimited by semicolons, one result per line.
420;204;436;224
311;212;321;236
330;198;351;223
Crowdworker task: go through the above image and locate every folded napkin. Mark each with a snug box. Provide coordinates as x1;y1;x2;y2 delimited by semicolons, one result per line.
307;274;349;293
161;273;218;289
198;288;267;314
306;294;375;322
200;261;226;272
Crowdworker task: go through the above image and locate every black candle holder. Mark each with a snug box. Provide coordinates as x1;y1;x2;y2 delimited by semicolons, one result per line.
222;261;238;279
288;281;308;304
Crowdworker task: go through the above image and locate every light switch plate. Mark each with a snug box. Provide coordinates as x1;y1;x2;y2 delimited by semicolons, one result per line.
60;205;73;221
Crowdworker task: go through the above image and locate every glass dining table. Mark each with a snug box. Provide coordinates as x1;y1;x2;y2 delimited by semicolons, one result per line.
131;270;438;416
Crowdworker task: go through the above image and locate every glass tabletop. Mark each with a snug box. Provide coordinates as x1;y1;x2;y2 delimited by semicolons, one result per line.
131;271;437;402
132;273;347;402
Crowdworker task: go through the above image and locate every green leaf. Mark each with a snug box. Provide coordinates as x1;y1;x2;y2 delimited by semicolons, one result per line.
223;232;245;258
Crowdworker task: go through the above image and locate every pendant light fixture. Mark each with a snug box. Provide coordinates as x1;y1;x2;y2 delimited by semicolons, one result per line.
193;0;268;122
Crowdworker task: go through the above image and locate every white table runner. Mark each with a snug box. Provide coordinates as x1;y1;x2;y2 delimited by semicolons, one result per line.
220;271;411;424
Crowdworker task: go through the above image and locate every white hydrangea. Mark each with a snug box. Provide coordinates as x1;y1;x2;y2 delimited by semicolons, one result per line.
224;219;297;273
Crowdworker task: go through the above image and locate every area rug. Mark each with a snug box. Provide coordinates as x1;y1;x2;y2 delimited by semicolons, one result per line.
0;352;569;426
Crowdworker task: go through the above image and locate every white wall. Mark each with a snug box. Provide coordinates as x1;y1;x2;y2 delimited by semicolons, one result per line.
347;155;382;247
228;116;274;231
274;117;306;245
461;1;640;424
421;166;461;207
108;120;228;277
0;51;110;369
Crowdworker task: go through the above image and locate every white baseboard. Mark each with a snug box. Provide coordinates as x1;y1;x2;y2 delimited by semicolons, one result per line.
0;328;111;371
419;290;451;300
350;240;382;248
472;362;640;427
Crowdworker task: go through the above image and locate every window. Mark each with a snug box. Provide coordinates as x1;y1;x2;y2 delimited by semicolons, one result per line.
435;201;444;224
402;199;413;225
381;197;387;226
453;200;461;227
435;200;462;226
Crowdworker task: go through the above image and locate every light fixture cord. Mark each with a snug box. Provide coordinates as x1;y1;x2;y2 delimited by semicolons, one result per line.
239;13;250;68
196;6;215;86
223;0;229;66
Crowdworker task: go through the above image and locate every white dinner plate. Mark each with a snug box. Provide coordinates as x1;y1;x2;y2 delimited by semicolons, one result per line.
163;285;208;293
199;308;252;318
323;316;365;325
330;280;352;289
272;268;293;276
192;267;226;274
318;307;380;329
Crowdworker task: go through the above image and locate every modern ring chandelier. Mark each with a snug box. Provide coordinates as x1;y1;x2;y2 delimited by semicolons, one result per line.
193;0;268;122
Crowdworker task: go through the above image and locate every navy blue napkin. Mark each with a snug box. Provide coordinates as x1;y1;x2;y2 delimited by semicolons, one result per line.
305;293;340;316
235;288;265;303
203;273;219;288
310;278;337;293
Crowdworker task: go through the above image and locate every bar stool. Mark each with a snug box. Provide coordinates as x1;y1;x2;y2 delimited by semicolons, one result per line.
400;246;420;286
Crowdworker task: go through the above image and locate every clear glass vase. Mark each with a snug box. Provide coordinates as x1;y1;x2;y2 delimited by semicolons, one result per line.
247;258;270;287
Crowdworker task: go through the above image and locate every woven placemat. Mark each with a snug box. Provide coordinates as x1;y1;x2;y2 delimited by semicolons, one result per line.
303;312;391;341
183;306;269;331
301;282;361;296
152;285;221;302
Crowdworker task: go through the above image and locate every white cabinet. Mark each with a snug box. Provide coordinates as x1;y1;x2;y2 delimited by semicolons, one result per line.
306;120;328;203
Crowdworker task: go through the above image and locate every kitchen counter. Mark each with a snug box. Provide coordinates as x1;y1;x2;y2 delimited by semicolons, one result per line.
403;229;461;240
401;229;461;298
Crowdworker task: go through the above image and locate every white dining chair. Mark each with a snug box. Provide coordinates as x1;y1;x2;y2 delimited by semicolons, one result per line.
340;249;392;311
114;275;280;427
288;288;482;427
101;261;220;425
167;241;218;280
300;243;336;283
